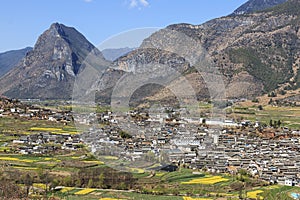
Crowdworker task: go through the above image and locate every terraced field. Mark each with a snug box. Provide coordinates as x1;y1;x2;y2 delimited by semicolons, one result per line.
227;105;300;129
181;176;229;185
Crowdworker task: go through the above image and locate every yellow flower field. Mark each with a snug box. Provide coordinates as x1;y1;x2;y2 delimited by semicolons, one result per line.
102;156;118;160
30;127;79;134
30;127;62;132
0;157;19;161
33;183;47;190
183;197;212;200
182;176;229;185
52;131;79;135
83;160;104;165
247;190;264;199
155;172;166;177
61;187;75;193
74;188;95;195
130;168;145;174
265;185;280;189
21;159;37;163
99;198;125;200
0;157;36;163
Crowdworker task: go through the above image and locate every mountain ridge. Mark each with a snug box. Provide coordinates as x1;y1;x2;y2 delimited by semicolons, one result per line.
0;22;108;100
232;0;288;15
0;47;32;78
0;0;299;102
104;0;300;103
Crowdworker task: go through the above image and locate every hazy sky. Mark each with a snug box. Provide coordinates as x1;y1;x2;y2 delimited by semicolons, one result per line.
0;0;248;52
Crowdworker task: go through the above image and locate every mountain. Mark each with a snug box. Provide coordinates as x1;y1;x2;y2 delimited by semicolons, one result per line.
0;47;32;77
102;47;135;61
1;0;299;103
93;0;300;104
232;0;288;15
0;23;108;100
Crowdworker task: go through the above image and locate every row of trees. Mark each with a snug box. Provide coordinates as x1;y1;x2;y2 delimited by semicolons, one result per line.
0;165;137;198
269;119;282;128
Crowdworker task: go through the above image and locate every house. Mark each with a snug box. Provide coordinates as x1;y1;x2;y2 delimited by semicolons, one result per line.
285;178;297;186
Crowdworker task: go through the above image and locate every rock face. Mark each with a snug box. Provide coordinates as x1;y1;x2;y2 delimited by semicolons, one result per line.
232;0;288;15
106;0;300;101
0;23;107;99
0;47;32;78
1;0;300;103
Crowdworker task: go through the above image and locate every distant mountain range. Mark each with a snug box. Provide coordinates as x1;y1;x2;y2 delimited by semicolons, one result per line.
0;0;299;103
0;47;32;77
96;0;300;102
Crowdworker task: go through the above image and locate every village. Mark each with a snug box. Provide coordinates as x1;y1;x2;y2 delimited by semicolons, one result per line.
0;98;82;154
79;106;300;188
1;97;300;190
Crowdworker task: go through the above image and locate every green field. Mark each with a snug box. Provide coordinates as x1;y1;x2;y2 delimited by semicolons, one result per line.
226;105;300;129
1;104;300;199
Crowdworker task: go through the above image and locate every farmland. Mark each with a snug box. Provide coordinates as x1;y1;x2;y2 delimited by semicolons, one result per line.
1;100;300;200
0;112;296;200
226;104;300;129
181;176;229;185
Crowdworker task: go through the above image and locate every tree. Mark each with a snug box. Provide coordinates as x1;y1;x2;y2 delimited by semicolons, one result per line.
120;131;132;139
278;120;282;127
273;120;278;128
87;178;94;188
97;173;105;188
268;92;277;97
23;174;33;197
268;98;273;104
0;180;26;199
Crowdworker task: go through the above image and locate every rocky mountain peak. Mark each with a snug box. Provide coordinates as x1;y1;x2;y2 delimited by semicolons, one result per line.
49;22;65;34
232;0;288;15
0;23;107;100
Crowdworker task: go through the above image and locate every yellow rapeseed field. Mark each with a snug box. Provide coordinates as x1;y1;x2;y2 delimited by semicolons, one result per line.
60;187;75;193
0;157;36;163
247;190;264;199
102;156;118;160
130;168;145;174
265;185;280;189
182;176;228;185
83;160;104;165
33;183;47;190
99;198;125;200
183;197;213;200
0;157;19;161
74;188;95;195
30;127;62;132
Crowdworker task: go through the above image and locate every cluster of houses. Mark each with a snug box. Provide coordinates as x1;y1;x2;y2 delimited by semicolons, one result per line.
12;132;83;154
79;107;300;187
2;97;300;187
0;97;79;154
0;97;72;122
